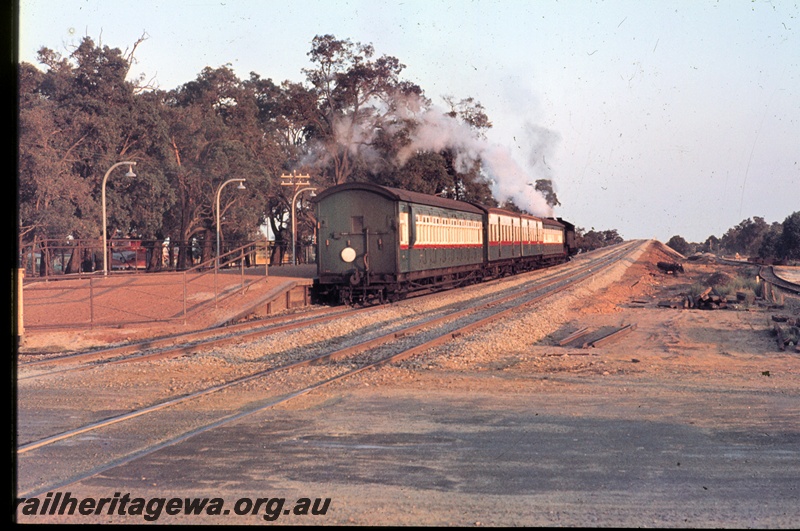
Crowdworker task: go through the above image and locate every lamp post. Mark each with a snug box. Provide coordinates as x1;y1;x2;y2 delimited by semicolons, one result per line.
102;161;137;276
290;187;317;266
215;178;246;270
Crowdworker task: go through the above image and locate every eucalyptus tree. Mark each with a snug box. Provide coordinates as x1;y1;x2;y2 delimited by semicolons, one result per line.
18;62;93;254
533;179;561;208
757;222;784;261
437;96;496;205
245;75;319;263
779;211;800;260
18;36;171;273
720;217;771;257
163;66;271;267
302;34;424;186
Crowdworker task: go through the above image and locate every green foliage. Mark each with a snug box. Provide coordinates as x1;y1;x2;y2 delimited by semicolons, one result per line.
303;35;423;186
666;235;690;256
720;217;771;257
574;227;623;252
757;224;783;261
670;212;799;263
712;276;758;299
534;179;561;208
699;235;719;253
735;213;800;261
780;212;800;260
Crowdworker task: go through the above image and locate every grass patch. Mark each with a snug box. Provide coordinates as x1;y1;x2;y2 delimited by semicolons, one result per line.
714;276;760;299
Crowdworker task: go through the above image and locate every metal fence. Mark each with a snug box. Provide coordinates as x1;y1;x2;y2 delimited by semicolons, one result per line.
19;237;316;280
19;241;271;330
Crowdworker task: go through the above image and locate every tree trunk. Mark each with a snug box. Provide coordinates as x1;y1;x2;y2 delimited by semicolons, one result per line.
65;244;81;274
177;186;193;270
201;229;213;266
39;241;50;277
146;240;163;271
93;248;103;272
270;239;285;266
81;249;95;272
177;240;188;270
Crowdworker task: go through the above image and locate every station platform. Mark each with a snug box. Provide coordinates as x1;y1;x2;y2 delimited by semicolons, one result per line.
18;264;318;351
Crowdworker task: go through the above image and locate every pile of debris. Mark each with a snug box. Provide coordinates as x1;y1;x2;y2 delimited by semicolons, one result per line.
771;315;800;352
658;287;729;310
693;287;728;310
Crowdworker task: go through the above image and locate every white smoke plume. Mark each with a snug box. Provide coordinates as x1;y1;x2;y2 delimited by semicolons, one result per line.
313;91;560;216
395;102;558;216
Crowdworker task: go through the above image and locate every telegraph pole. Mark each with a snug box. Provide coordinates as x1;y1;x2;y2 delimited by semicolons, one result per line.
280;172;316;266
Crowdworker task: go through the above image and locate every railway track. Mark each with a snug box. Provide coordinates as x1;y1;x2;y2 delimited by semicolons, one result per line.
759;265;800;294
19;243;630;378
16;241;643;498
17;305;367;379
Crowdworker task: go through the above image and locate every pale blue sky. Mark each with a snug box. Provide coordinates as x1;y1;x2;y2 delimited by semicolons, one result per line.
17;0;800;243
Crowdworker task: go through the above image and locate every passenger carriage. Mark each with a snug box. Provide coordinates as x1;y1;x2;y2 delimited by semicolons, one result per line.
314;182;574;304
314;183;485;303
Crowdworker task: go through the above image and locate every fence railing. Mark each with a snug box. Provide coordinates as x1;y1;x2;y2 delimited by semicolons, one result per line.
19;237;316;281
20;241;271;330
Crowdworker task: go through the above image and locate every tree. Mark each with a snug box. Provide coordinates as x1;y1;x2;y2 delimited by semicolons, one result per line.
534;179;561;208
574;227;623;252
779;211;800;260
18;36;173;274
164;66;272;266
666;235;690;256
18;62;94;246
700;235;720;253
602;229;624;246
382;95;499;205
302;35;423;186
438;97;496;205
245;75;323;261
757;222;783;261
374;151;451;195
720;217;770;257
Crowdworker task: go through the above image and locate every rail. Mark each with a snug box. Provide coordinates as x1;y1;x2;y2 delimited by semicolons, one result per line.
758;266;800;295
20;241;269;330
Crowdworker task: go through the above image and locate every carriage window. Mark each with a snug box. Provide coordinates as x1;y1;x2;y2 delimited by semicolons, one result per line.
351;216;364;233
399;212;409;246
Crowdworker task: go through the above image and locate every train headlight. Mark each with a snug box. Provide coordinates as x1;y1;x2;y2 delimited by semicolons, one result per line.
340;247;357;263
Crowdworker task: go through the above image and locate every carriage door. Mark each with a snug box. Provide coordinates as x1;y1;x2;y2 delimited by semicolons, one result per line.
350;215;366;265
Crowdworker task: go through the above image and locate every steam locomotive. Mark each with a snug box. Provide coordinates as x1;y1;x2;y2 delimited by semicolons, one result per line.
314;182;575;304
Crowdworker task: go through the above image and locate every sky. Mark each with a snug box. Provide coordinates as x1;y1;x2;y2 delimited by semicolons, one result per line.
16;0;800;243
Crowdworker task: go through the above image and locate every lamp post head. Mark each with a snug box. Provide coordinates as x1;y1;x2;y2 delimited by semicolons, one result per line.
237;182;246;190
